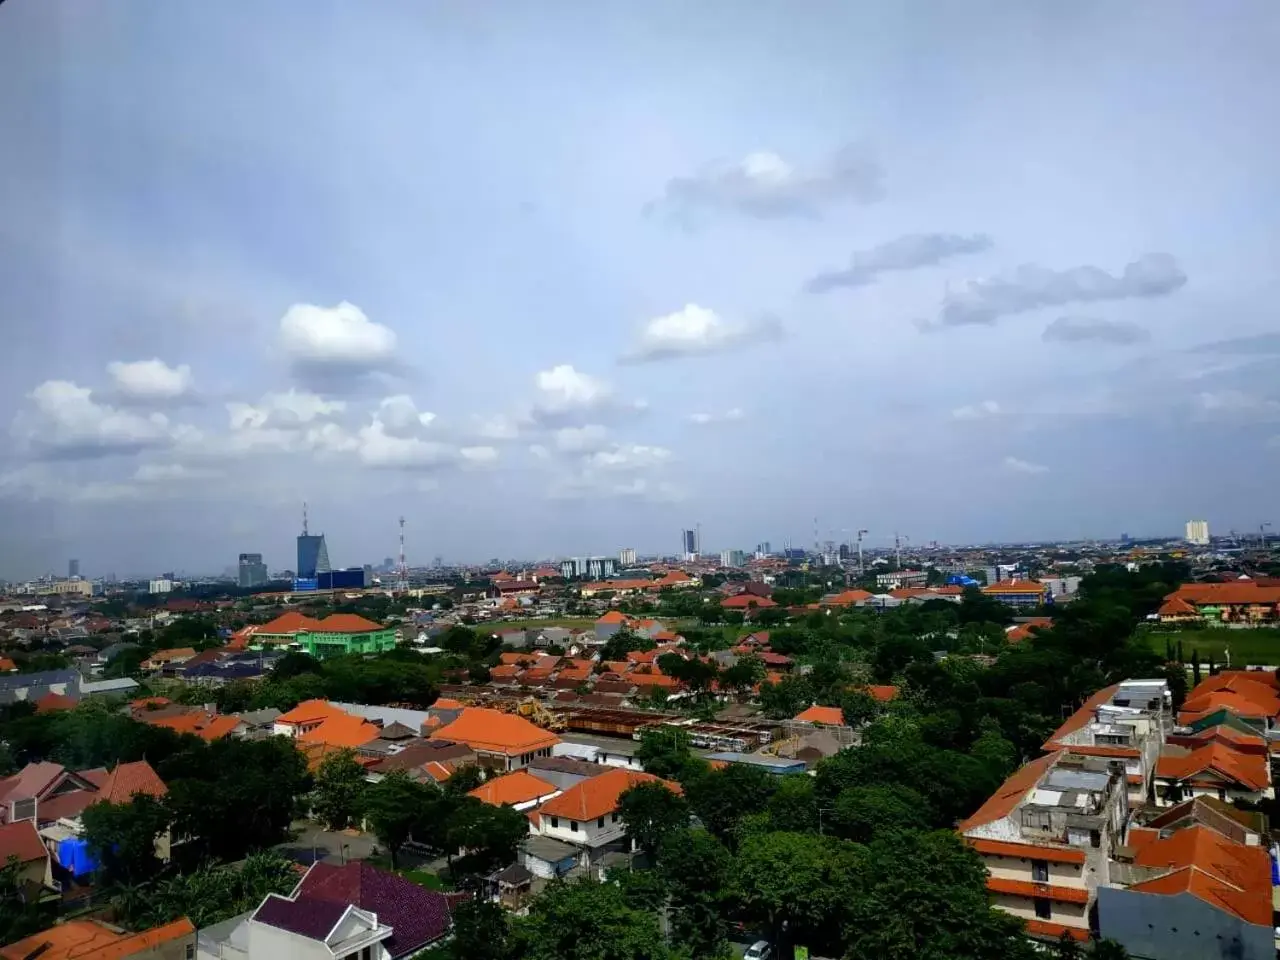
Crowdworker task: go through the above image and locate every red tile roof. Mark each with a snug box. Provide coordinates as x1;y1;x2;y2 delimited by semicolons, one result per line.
534;768;680;822
1023;920;1089;942
968;838;1085;864
0;918;195;960
148;711;240;742
95;760;168;805
1156;742;1269;792
959;751;1060;831
1128;825;1271;925
793;705;844;725
1043;684;1120;750
721;594;778;609
306;613;384;634
34;692;77;714
983;580;1047;594
0;820;47;865
985;876;1089;904
822;589;873;607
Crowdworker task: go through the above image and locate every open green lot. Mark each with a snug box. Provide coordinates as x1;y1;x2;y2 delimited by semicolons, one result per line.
1140;626;1280;667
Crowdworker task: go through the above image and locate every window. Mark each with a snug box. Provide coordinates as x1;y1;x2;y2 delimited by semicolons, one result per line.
550;817;559;829
1031;860;1049;883
611;812;619;823
570;820;578;832
1034;899;1051;920
185;946;195;960
598;817;605;828
1090;830;1101;848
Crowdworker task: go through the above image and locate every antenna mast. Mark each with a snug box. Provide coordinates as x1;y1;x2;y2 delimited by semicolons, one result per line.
302;501;308;536
396;516;409;593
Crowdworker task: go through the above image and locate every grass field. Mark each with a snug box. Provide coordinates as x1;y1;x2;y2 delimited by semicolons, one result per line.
1140;626;1280;667
487;618;597;631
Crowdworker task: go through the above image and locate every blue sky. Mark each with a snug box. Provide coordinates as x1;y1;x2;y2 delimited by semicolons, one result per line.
2;1;1278;578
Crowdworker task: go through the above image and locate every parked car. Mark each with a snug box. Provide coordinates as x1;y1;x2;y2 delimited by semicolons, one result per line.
744;942;772;960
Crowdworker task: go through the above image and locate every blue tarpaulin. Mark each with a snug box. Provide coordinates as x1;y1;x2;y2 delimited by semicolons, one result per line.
56;837;98;877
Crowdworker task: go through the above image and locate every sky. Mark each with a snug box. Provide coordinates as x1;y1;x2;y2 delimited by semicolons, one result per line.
1;1;1279;579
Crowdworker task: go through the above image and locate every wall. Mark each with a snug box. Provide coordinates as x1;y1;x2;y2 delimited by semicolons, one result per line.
538;810;627;850
982;854;1086;889
1098;887;1273;960
132;929;199;960
990;893;1088;930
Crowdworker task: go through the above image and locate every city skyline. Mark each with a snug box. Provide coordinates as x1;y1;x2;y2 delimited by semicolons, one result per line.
2;2;1279;580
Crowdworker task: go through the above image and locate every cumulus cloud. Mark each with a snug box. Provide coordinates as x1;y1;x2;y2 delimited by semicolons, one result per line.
649;145;883;223
688;408;744;425
553;425;610;454
806;233;992;293
530;365;645;424
106;359;195;402
925;253;1187;329
621;304;781;364
1042;316;1150;345
584;444;673;471
1193;390;1280;421
1003;456;1049;475
951;400;1001;421
278;301;400;390
375;395;436;438
13;380;181;460
227;390;347;430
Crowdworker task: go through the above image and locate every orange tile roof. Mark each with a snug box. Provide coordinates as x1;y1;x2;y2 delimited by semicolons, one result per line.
633;674;681;690
255;611;320;634
469;770;559;807
150;711;240;742
1181;673;1280;721
1158;596;1199;616
0;918;194;960
1156;742;1269;792
433;698;463;709
822;589;873;607
499;652;536;666
35;692;76;714
968;838;1085;864
433;707;560;756
721;594;777;608
145;646;197;663
1023;920;1089;942
0;820;48;865
490;665;522;680
298;713;381;749
1006;617;1054;643
276;699;348;726
959;751;1061;831
306;613;384;634
535;768;680;822
0;658;16;672
130;696;172;710
1167;582;1280;607
983;580;1047;594
985;876;1089;904
865;684;899;703
1129;825;1271;925
793;705;844;725
95;760;168;805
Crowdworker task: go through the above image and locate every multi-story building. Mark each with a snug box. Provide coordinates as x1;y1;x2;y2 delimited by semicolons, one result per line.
1185;519;1210;546
38;579;93;598
619;548;637;567
295;615;397;659
982;579;1049;608
1044;680;1173;804
959;750;1129;944
296;533;331;580
148;578;174;594
67;559;79;579
720;549;748;568
560;557;617;580
238;552;269;588
874;570;929;589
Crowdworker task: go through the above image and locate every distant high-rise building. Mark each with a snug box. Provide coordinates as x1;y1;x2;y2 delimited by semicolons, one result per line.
682;529;697;556
720;549;748;568
297;535;331;579
1185;520;1210;546
68;559;79;579
238;553;269;588
619;547;637;567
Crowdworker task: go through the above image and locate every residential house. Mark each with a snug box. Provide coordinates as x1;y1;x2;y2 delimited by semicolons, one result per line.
1153;742;1271;807
0;759;167;828
1043;680;1172;804
199;861;452;960
0;918;195;960
433;707;559;772
792;705;845;726
469;770;561;811
958;750;1129;944
1177;671;1280;733
231;708;283;740
819;589;873;609
0;669;81;705
721;594;777;611
1100;799;1273;960
366;740;477;785
527;768;682;871
147;710;241;742
0;819;53;898
141;647;198;673
1006;617;1054;643
273;700;351;739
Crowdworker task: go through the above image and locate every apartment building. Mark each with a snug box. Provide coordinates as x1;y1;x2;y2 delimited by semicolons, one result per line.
1044;680;1173;804
959;750;1129;943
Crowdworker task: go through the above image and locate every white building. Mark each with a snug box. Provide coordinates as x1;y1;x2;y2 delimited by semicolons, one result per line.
149;579;174;594
1185;520;1210;546
618;548;637;567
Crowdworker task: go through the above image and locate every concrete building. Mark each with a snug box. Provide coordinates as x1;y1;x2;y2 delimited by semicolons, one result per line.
238;553;269;588
959;750;1130;944
618;548;637;567
67;559;79;579
38;579;93;598
982;579;1050;608
149;579;174;594
1043;680;1173;803
874;570;928;589
1185;520;1210;546
719;549;748;568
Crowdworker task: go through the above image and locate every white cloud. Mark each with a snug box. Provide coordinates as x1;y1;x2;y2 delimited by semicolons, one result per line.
106;359;195;401
13;380;180;460
688;408;744;425
376;395;437;437
1003;456;1049;475
951;400;1002;421
460;446;500;466
474;415;521;441
553;425;610;453
227;390;346;430
622;304;781;363
584;444;673;471
1193;390;1280;421
530;365;645;424
279;302;400;389
354;421;459;470
651;145;883;222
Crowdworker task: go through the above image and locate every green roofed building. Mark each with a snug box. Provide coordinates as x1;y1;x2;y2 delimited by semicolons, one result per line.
238;611;396;658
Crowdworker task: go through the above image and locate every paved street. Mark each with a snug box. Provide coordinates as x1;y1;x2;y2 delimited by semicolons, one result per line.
276;823;379;866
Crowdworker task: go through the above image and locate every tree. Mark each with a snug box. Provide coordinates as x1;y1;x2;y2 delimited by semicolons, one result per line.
312;749;367;831
511;877;678;960
273;651;323;680
443;764;485;796
1192;649;1202;686
766;775;819;833
1089;940;1131;960
142;852;299;929
618;781;689;859
840;689;881;727
828;784;931;842
720;655;766;697
80;794;172;888
447;800;529;878
447;899;514;960
364;770;437;869
659;828;733;959
684;763;776;843
635;727;698;781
